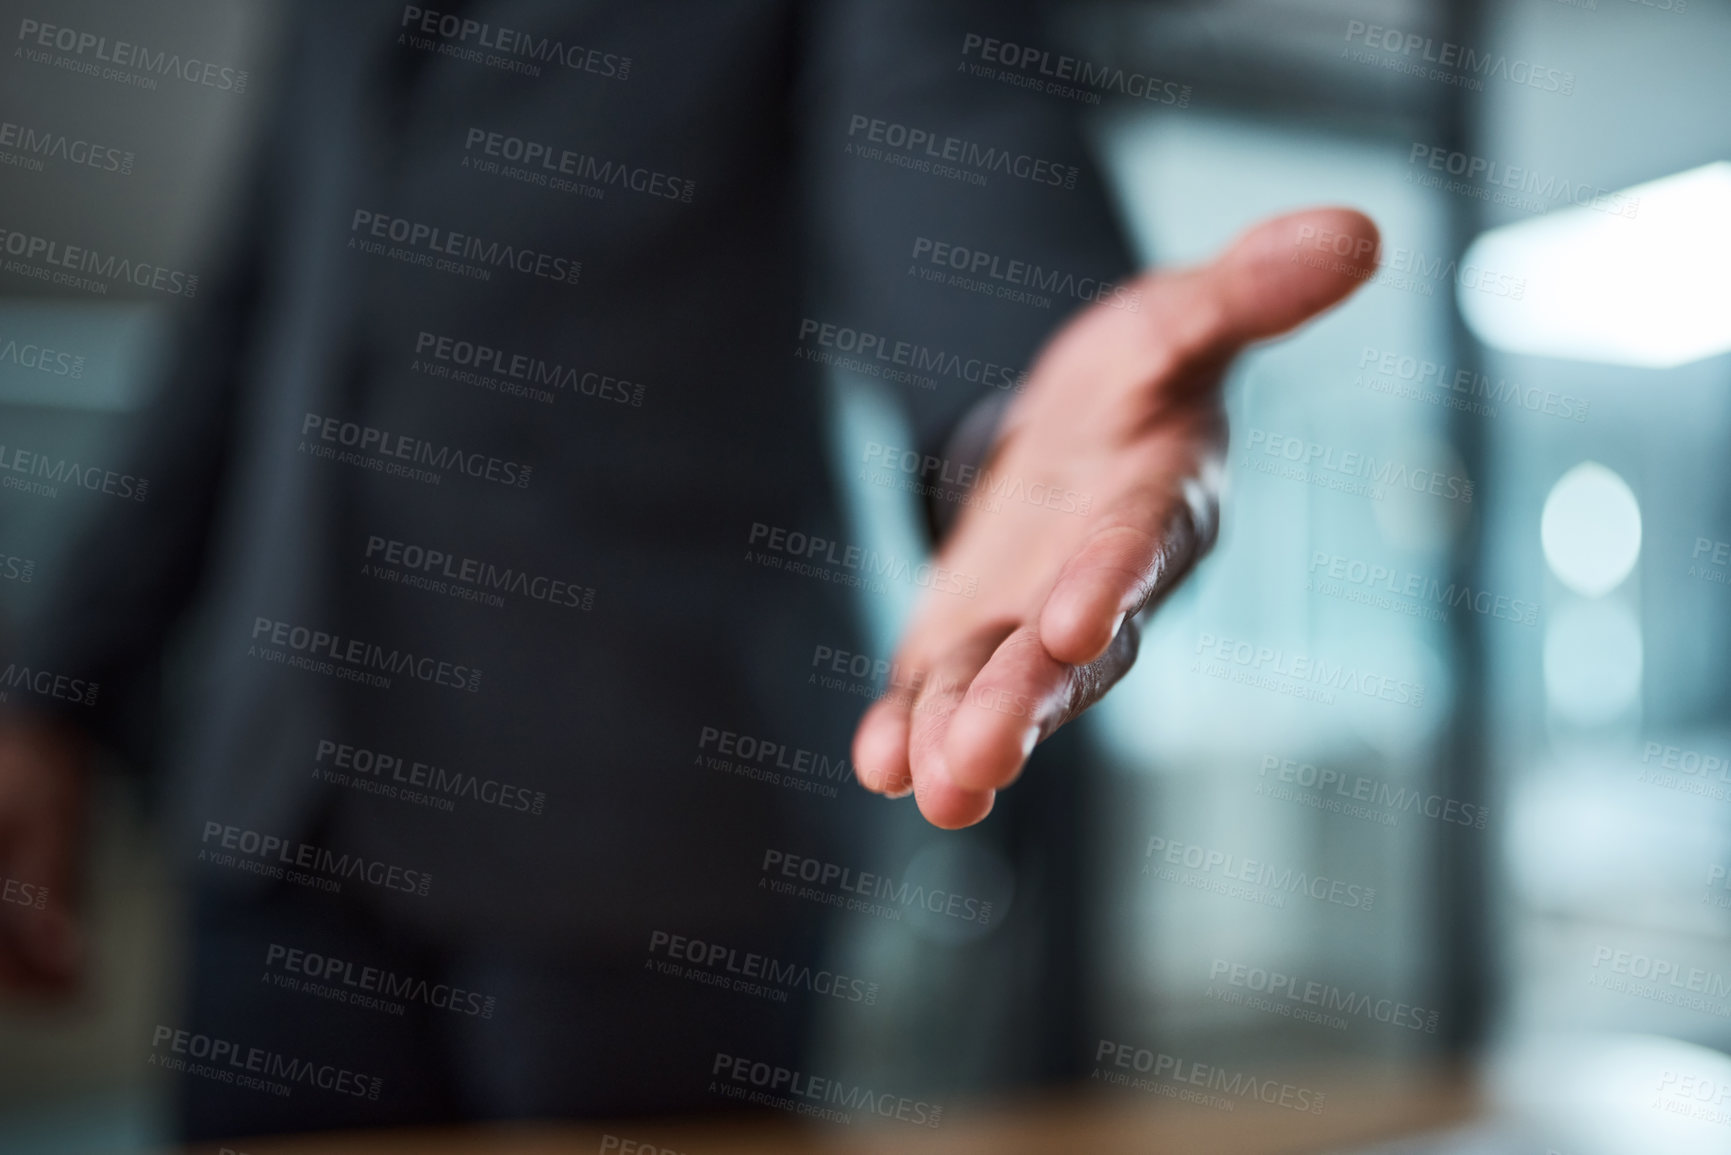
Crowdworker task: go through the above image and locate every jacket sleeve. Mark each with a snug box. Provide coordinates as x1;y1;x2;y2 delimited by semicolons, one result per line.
794;0;1138;508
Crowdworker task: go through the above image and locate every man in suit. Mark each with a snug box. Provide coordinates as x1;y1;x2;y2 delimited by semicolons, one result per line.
0;0;1375;1138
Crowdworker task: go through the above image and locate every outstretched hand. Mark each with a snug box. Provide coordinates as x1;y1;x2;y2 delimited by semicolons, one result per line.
851;207;1380;828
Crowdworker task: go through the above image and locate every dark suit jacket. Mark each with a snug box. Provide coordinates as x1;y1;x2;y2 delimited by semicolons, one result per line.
17;0;1133;956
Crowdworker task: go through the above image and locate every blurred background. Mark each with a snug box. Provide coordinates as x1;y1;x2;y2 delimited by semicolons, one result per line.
3;0;1730;1151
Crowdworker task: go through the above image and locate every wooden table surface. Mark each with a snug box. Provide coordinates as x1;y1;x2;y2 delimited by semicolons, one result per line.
180;1063;1477;1155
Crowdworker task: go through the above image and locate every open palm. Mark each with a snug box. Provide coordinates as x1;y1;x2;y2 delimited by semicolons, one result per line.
851;208;1380;828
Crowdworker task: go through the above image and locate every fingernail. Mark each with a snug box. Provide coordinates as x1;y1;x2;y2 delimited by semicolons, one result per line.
1019;725;1040;758
1109;611;1127;641
884;775;914;800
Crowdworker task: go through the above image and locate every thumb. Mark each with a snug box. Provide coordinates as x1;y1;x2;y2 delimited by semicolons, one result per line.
1041;206;1381;399
1210;206;1381;345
